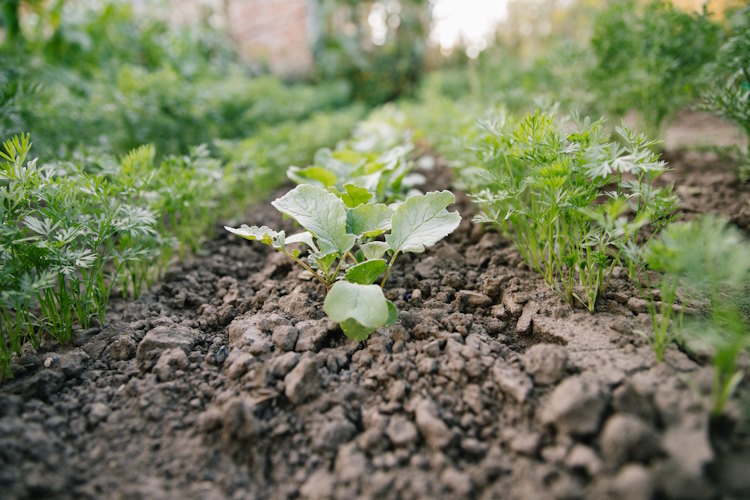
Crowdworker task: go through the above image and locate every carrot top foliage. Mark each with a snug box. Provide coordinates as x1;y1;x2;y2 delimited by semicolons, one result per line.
472;110;678;311
589;0;721;138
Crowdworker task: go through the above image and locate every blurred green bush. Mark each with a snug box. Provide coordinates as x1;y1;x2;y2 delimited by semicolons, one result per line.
0;1;353;159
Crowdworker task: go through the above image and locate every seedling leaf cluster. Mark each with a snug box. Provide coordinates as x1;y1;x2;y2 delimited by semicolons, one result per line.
227;184;459;339
645;216;750;416
227;119;460;340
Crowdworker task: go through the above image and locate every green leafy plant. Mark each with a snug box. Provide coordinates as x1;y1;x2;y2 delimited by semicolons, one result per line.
590;0;720;138
226;185;460;339
0;1;354;160
645;216;750;416
218;105;366;210
702;6;750;181
472;110;678;311
0;134;158;377
287;107;420;203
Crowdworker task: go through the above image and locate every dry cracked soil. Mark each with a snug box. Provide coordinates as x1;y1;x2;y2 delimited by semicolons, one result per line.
1;135;749;499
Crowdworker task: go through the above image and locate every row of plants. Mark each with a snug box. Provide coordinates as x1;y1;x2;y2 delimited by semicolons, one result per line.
226;106;461;340
470;110;749;416
401;3;750;415
0;105;365;379
400;98;748;418
425;1;749;179
0;1;353;159
471;110;679;312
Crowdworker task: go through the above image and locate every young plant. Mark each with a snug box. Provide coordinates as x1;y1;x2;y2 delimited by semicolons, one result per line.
645;216;750;416
0;134;157;378
218;105;366;210
472;110;678;311
590;0;721;138
702;6;750;181
287;107;421;203
286;144;417;204
226;184;460;339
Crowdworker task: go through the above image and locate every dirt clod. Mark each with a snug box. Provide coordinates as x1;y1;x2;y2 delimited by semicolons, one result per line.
284;357;320;404
600;414;661;467
521;343;568;385
136;325;197;371
414;399;452;450
541;374;607;437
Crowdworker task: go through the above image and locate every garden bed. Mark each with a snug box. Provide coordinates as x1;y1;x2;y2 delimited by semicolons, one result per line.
1;140;748;499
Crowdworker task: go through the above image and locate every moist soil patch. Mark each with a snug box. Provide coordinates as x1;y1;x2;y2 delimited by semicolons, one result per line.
1;147;749;499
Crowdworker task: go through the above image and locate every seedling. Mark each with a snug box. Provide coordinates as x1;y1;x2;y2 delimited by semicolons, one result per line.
645;216;750;416
472;110;677;311
0;134;158;377
226;184;460;340
287;108;421;203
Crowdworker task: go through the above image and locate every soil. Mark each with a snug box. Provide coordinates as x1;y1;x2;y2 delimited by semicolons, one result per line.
662;111;750;233
1;119;749;499
663;149;750;233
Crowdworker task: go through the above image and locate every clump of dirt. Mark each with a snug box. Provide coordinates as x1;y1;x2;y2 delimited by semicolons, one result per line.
1;154;748;500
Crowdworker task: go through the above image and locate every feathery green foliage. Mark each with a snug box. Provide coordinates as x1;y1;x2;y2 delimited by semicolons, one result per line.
0;134;157;377
645;216;750;416
702;6;750;180
472;110;678;311
590;0;720;138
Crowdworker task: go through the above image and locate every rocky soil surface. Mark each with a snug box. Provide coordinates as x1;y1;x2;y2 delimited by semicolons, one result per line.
1;150;749;499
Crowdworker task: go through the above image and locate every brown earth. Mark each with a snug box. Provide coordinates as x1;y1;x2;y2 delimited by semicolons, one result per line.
1;127;749;499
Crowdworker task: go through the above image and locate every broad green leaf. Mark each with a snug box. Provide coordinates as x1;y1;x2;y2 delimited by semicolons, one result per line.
364;160;386;175
339;318;375;341
360;241;390;260
287;166;337;187
315;148;358;178
402;173;426;188
385;300;398;327
324;281;389;330
353;172;381;193
346;203;393;237
332;148;374;165
311;252;337;275
285;231;318;253
386;190;461;254
340;184;373;207
225;225;283;249
345;259;387;285
272;184;356;254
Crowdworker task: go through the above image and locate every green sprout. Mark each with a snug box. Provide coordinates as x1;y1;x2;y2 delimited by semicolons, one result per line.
226;185;460;340
645;215;750;416
472;110;677;312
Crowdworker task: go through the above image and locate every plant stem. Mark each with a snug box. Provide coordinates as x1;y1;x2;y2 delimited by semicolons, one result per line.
281;250;330;290
345;252;358;264
380;251;400;288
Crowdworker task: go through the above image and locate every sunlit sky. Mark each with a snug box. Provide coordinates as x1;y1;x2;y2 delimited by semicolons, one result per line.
431;0;509;53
